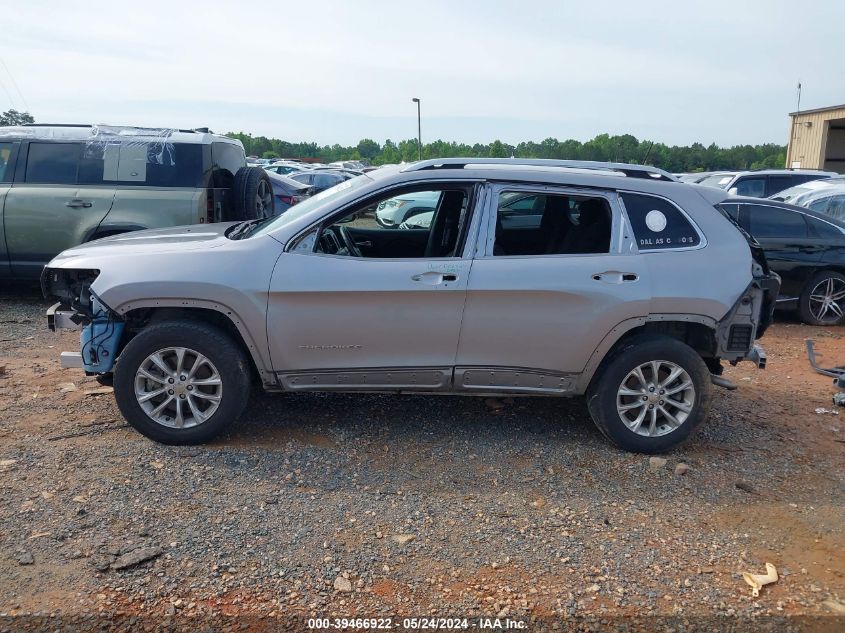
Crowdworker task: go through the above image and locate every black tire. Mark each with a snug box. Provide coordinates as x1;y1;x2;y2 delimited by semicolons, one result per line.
113;321;251;445
586;335;711;454
798;270;845;326
232;167;275;220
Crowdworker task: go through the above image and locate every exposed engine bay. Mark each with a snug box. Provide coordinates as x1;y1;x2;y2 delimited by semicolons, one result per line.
42;268;124;374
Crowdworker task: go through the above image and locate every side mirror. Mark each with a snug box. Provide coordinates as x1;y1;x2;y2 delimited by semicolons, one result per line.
728;187;739;196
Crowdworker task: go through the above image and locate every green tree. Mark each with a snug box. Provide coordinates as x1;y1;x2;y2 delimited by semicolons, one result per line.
225;130;786;172
356;138;380;161
0;109;34;126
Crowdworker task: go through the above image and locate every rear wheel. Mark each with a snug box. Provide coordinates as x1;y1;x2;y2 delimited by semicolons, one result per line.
586;336;711;453
232;167;274;220
799;271;845;326
113;321;251;444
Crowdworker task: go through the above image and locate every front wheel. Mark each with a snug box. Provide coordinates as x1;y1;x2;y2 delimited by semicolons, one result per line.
113;321;251;444
586;336;711;453
799;271;845;326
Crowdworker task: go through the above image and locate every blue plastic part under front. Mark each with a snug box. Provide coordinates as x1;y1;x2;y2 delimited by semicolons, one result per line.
80;299;125;374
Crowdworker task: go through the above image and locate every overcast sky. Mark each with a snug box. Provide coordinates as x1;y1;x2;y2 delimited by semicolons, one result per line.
1;0;842;147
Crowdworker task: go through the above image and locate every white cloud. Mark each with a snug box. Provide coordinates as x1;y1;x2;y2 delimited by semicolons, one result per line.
1;0;842;145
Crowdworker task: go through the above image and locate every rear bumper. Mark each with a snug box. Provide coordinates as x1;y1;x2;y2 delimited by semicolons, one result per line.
716;272;780;367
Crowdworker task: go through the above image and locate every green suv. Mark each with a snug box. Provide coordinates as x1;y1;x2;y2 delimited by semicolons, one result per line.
0;124;273;279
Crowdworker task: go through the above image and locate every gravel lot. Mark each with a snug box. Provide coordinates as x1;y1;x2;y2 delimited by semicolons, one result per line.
0;284;843;631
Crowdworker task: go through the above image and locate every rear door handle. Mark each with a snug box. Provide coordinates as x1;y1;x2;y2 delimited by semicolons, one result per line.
65;199;92;208
592;271;639;284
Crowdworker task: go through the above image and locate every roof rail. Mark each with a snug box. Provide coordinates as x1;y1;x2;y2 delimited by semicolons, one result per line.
22;123;93;128
401;158;677;181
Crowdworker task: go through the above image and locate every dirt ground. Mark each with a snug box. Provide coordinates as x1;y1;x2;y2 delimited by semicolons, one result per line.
0;284;843;632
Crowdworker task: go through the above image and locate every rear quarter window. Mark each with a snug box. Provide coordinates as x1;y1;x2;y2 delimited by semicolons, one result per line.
807;215;844;239
621;193;701;251
145;143;204;187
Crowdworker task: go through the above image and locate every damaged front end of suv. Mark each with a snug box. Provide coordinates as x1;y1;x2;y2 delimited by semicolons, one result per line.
43;268;125;375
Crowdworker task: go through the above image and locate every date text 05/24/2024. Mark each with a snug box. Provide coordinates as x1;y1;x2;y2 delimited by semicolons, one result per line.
307;617;527;630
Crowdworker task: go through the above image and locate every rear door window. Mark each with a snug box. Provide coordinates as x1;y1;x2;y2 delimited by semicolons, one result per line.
314;173;342;189
734;177;766;197
25;142;81;184
621;193;701;250
766;175;794;197
823;196;845;221
807;197;831;214
745;205;808;239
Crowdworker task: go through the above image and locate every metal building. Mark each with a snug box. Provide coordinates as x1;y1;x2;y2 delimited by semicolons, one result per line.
786;104;845;173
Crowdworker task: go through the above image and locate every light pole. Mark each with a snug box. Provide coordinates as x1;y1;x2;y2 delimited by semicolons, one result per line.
411;97;422;161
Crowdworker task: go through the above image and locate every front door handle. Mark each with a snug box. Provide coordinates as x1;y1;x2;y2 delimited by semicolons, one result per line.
65;199;93;209
411;271;459;285
592;271;639;284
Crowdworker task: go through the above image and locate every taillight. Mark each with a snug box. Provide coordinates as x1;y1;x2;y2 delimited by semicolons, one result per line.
277;195;297;206
205;192;213;223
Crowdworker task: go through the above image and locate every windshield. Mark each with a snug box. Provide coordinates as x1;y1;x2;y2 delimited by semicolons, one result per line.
246;174;373;238
697;173;736;189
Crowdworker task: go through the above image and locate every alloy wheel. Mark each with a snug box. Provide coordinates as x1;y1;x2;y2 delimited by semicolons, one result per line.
808;276;845;323
134;347;223;428
616;360;695;437
256;179;273;218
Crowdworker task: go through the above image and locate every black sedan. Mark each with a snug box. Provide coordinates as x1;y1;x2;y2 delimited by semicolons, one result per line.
719;198;845;325
288;168;356;193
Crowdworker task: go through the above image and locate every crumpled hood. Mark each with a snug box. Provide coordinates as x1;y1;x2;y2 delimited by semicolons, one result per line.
48;223;235;266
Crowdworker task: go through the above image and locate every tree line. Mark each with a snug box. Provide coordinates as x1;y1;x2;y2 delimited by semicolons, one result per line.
227;131;787;173
0;111;786;173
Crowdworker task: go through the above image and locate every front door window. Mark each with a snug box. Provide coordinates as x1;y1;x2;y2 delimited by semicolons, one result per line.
313;187;471;259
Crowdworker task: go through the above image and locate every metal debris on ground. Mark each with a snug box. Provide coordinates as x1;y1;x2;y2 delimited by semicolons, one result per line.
806;339;845;406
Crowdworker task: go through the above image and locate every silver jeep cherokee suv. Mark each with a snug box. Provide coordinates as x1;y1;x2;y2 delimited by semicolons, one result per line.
43;159;778;453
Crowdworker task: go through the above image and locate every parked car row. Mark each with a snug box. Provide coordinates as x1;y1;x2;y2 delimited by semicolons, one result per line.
682;169;836;197
770;176;845;219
